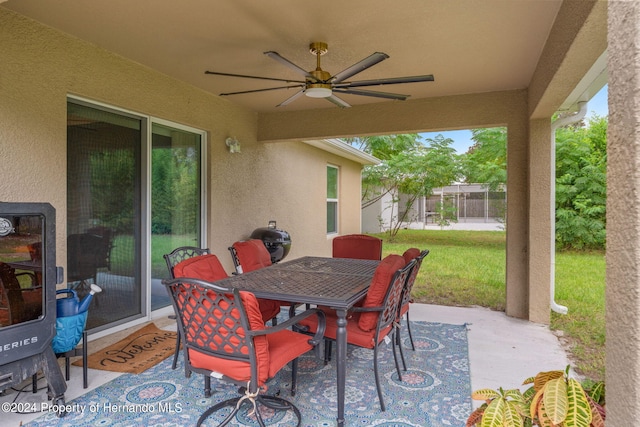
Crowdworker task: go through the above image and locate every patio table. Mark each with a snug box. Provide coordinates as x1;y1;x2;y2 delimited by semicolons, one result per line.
212;255;379;427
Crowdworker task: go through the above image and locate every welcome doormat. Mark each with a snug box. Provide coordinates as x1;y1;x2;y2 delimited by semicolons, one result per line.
74;323;177;374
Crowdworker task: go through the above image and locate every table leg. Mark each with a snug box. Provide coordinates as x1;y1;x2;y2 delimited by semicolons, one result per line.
335;308;347;427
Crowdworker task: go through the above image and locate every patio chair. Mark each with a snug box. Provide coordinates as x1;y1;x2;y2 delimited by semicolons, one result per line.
228;239;273;274
229;239;292;322
298;254;415;411
172;253;282;397
162;276;326;427
163;246;211;372
396;248;430;370
332;234;383;260
87;226;115;270
67;233;109;294
0;262;42;326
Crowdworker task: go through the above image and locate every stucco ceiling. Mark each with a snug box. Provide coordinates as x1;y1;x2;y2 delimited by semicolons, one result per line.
3;0;564;113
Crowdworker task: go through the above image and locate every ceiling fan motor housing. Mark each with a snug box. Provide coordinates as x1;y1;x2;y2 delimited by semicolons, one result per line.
309;42;328;56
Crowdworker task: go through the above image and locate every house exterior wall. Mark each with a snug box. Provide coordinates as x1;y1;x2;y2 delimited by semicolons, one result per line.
607;1;640;423
362;192;394;233
0;9;363;276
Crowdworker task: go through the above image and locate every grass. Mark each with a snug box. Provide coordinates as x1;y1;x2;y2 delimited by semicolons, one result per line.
372;229;605;382
109;234;198;278
552;251;605;381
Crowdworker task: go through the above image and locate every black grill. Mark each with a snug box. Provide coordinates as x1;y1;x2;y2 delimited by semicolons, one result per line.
250;221;291;264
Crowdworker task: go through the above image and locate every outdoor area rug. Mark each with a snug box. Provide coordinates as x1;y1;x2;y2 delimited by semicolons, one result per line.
28;321;471;426
73;323;178;374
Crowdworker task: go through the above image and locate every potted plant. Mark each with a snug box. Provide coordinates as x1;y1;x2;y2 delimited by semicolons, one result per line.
466;366;605;427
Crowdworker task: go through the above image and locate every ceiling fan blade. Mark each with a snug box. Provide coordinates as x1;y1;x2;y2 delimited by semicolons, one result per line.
264;51;318;81
220;84;305;96
205;70;306;84
333;88;409;101
331;52;389;83
326;94;351;108
335;74;435;88
276;90;305;107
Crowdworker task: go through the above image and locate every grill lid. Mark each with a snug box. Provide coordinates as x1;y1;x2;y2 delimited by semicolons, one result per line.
250;221;291;263
250;227;291;243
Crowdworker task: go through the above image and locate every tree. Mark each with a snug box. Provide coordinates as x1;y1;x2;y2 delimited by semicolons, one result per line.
460;127;507;190
458;119;607;249
350;134;459;240
555;115;607;250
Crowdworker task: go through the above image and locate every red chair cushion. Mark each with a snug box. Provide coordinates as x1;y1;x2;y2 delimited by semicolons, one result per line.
256;299;281;322
400;248;422;314
174;254;228;281
174;254;280;323
187;291;267;382
358;254;405;331
332;234;382;260
298;308;392;349
402;247;421;265
188;291;312;385
234;240;272;273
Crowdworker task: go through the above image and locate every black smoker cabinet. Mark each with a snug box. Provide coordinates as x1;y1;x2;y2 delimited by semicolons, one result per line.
0;202;67;410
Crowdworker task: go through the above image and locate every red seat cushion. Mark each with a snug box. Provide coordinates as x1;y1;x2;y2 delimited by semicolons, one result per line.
402;247;421;265
298;308;392;349
187;291;312;385
332;234;382;260
174;254;228;281
233;240;272;273
400;248;422;314
232;240;287;313
358;254;405;331
174;254;280;323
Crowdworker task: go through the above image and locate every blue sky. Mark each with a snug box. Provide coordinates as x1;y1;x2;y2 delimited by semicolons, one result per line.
419;85;609;154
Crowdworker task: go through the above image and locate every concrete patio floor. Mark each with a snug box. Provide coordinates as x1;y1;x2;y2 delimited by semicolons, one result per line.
2;303;569;426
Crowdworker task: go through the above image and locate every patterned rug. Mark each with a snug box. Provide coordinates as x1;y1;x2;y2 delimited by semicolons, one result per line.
26;321;471;426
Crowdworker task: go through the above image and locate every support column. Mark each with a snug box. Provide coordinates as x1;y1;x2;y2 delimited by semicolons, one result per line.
528;119;552;324
504;99;530;320
606;1;640;425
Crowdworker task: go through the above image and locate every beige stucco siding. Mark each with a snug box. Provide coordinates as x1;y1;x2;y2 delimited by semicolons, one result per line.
607;0;640;423
0;9;362;275
213;138;364;260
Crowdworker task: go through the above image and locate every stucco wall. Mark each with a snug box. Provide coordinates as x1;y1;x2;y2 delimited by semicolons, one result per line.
362;192;394;234
0;9;362;276
606;1;640;423
528;119;552;323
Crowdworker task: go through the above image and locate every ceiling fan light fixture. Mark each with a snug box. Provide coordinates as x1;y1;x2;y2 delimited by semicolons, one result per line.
305;86;332;98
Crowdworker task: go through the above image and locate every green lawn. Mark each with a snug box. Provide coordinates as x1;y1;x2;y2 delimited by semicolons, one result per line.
372;229;606;382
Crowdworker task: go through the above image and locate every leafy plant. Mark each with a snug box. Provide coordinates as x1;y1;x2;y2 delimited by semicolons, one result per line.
554;116;607;250
434;200;458;229
467;387;529;427
467;367;605;427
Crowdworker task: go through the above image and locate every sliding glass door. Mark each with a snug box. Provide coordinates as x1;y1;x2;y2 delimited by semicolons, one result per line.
150;122;202;310
67;99;204;331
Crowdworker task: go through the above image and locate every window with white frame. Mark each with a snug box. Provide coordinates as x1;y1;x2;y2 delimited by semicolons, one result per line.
327;165;339;234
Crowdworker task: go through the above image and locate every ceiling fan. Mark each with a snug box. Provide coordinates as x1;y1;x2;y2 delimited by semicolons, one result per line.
205;42;434;108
